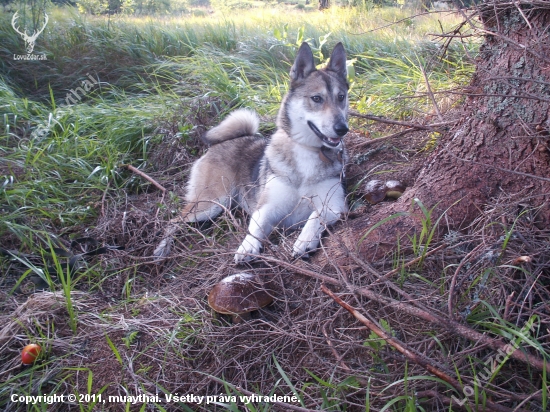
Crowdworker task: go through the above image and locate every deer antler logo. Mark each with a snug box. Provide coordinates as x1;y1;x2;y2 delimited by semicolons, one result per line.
12;11;49;54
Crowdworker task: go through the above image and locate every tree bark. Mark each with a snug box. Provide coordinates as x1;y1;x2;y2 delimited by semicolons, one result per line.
318;0;330;10
343;0;550;259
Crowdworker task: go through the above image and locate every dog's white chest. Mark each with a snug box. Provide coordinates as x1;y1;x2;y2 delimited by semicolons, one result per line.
292;146;342;186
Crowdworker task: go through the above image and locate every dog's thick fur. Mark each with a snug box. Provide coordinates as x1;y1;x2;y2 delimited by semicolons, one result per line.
154;42;350;263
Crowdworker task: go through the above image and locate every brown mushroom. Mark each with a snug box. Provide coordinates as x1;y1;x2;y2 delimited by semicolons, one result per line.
207;273;273;323
364;180;387;204
385;180;406;199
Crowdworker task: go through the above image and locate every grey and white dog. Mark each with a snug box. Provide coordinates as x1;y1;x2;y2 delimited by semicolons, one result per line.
154;42;350;263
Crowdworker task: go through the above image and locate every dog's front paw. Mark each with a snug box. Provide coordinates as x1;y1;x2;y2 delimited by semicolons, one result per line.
234;235;262;264
292;239;312;259
153;237;173;259
153;224;179;260
293;222;322;259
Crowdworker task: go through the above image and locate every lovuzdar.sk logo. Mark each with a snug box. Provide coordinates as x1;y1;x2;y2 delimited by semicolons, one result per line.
12;11;48;60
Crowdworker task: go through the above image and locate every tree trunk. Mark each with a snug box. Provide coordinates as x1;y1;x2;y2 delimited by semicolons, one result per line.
319;0;330;10
342;0;550;259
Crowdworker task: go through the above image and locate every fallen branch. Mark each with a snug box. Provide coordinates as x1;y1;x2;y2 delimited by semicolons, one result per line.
356;287;550;374
267;256;550;374
420;64;443;122
349;110;439;131
321;284;462;391
352;129;414;149
259;255;341;286
322;286;528;412
121;164;167;193
446;150;550;183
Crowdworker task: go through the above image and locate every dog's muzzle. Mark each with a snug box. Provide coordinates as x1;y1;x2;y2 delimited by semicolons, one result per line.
308;121;348;147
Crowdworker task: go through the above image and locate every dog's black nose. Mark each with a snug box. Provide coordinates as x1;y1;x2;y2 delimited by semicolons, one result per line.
333;122;349;137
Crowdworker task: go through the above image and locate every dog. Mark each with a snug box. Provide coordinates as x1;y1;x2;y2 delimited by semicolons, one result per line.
154;42;349;263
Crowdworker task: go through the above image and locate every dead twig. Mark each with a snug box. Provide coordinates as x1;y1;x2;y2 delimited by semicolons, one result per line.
513;0;533;30
448;243;485;319
349;110;438;131
476;27;550;64
258;255;340;286
420;64;444;122
446;150;550;183
321;284;463;392
356;287;550;374
352;129;415;149
322;320;352;373
427;33;477;39
504;292;515;322
347;10;446;36
121;164;167;193
512;389;543;412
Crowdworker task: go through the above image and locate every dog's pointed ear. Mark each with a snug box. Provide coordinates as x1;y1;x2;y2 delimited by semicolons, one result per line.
326;42;347;80
290;42;316;82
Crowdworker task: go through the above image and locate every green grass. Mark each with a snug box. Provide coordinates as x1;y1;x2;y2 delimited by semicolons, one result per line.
1;5;475;100
1;88;163;235
1;3;477;246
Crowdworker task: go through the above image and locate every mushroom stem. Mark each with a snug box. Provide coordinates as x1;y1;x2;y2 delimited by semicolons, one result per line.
232;312;252;323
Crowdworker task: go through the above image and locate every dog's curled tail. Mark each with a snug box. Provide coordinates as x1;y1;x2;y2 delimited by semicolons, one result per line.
203;108;260;145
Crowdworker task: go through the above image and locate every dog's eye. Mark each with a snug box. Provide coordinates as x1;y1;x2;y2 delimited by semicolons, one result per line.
337;94;346;102
311;96;323;103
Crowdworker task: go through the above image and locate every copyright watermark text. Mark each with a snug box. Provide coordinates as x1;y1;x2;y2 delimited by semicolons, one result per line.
10;392;299;406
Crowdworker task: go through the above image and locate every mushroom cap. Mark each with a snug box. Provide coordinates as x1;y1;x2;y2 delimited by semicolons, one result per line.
364;179;387;204
385;180;406;199
207;273;273;316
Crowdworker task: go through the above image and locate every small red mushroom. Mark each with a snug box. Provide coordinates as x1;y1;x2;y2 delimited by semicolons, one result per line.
21;344;41;365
